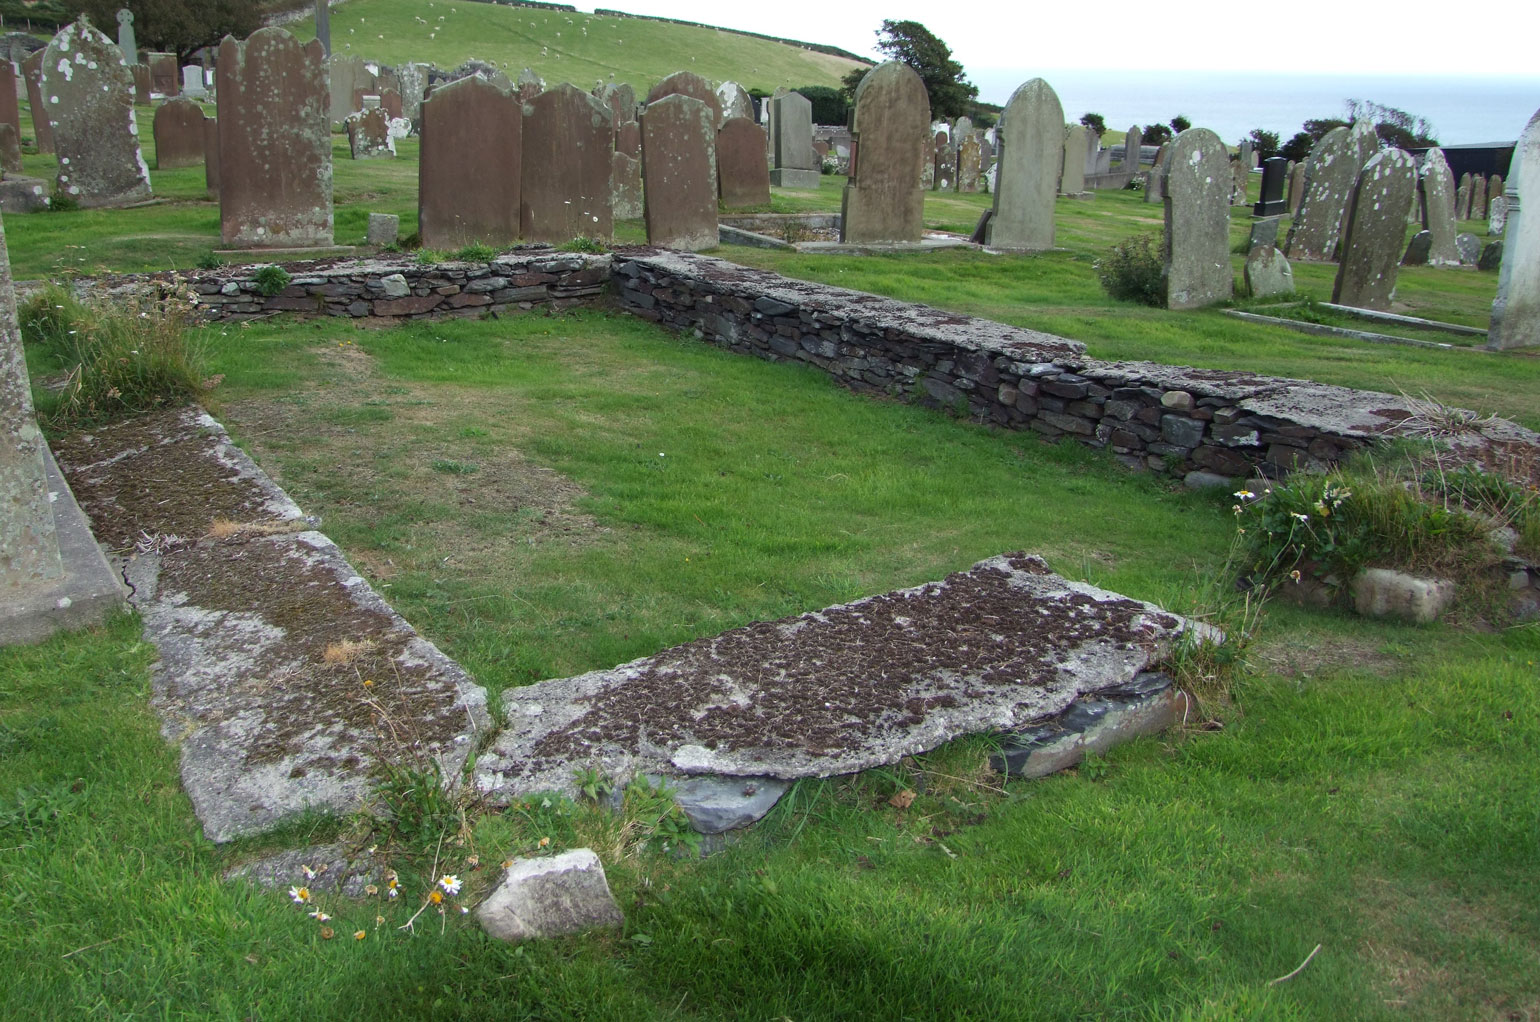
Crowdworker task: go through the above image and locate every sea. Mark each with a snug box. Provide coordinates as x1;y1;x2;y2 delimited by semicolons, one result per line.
970;69;1540;147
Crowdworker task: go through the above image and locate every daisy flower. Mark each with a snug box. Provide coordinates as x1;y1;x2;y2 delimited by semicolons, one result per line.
438;875;462;896
289;886;311;904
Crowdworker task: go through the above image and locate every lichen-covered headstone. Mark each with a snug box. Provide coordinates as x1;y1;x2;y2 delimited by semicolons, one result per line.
716;116;769;209
986;78;1062;250
21;51;52;154
520;83;612;245
41;18;152;209
642;93;718;251
1283;121;1377;262
1490;194;1508;237
840;61;929;244
956;133;981;193
1162;127;1232;310
216;28;331;249
516;67;544;105
1062;123;1088;197
1418;148;1460;266
1489;110;1539;350
715;80;752;126
396;62;428;123
1244;244;1294;298
152;95;204;169
418;74;521;250
1456;173;1472;221
1332;149;1416;311
1286;159;1305;213
147;51;177;95
346;106;394;159
769;91;818;188
1471;174;1489;221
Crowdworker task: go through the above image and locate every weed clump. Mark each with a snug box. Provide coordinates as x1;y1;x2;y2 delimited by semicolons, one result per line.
20;283;208;426
558;237;608;254
449;242;499;262
1095;234;1165;307
252;264;291;297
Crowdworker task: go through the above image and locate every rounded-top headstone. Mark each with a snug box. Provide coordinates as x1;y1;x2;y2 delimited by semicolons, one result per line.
1331;148;1416;311
646;71;720;125
1162;127;1233;310
840;61;930;244
986;78;1063;250
715;81;752;127
41;17;152;208
1283;120;1377;262
1418;148;1460;266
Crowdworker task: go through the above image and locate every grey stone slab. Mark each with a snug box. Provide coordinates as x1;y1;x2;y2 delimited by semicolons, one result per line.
476;849;624;942
1283;121;1377;262
366;212;399;246
1350;568;1455;623
224;841;380;898
1490;110;1538;349
1163;128;1233;309
1490;194;1508;237
986;78;1062;250
1244;245;1294;298
841;62;929;244
1333;149;1416;311
41;17;152;208
1456;231;1481;265
476;553;1208;800
1480;241;1503;271
1402;230;1431;265
654;774;790;834
991;672;1187;777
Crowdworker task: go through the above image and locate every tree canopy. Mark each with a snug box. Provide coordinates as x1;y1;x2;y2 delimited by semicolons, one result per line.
76;0;280;62
841;20;977;120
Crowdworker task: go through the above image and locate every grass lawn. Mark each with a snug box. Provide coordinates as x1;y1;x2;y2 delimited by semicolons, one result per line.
3;89;1537;1019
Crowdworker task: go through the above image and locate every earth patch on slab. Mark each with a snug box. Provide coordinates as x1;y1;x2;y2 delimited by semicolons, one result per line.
476;553;1213;800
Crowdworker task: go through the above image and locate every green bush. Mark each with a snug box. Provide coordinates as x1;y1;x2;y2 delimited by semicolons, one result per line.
251;264;291;296
20;283;208;426
1095;234;1165;307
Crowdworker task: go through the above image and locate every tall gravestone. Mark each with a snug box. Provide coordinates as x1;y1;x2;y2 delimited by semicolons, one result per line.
763;85;787;166
0;63;18;137
1162;128;1232;310
1489;195;1508;237
1122;125;1142;170
840;61;929;244
418;75;521;250
42;18;152;209
115;8;136;65
956;134;981;193
1418;148;1460;266
1287;160;1305;213
1332;149;1416;311
397;63;428;123
153;96;205;168
217;28;331;248
1253;157;1288;216
921;131;936;189
521;83;612;244
130;64;151;105
1456;173;1472;220
770;91;819;188
1283;121;1377;262
1061;123;1088;198
1489;109;1540;350
1471;175;1489;221
642;93;717;251
986;78;1062;251
717;116;770;208
21;51;52;154
612;150;642;219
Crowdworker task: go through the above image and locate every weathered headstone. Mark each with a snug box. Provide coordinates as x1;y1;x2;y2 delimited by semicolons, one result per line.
1238;138;1252;170
1061;123;1088;197
1456;232;1481;265
202;115;218;197
1144;142;1169;204
612;152;642;219
840;61;929;244
147;52;177;96
1490;194;1508;237
642;93;717;251
0;62;18;137
956;133;981;193
1480;241;1503;271
1456;172;1472;220
1124;125;1143;170
520;83;612;244
1247;216;1281;253
346;106;394;159
1244;244;1294;298
763;86;787;166
153;96;205;169
515;67;543;105
615;118;641;161
366;212;398;246
1332;149;1416;311
1471;174;1488;221
921;132;936;189
1286;159;1305;213
1253;156;1288;216
1162;128;1232;309
396;62;428;123
21;51;52;155
115;8;136;66
1402;231;1431;265
1490;174;1504;208
1230;158;1248;205
716;81;752;126
327;55;374;125
130;63;151;105
418;75;520;250
985;78;1062;251
717;116;770;209
769;91;819;188
216;28;331;248
181;65;207;100
646;70;719;123
41;18;152;209
1283;121;1377;262
1418;148;1460;266
936;137;955;191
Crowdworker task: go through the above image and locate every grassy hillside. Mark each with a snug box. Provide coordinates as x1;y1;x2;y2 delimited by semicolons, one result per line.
284;0;869;95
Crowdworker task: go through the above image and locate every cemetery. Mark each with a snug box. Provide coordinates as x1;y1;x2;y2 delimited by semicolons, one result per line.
1;1;1538;1016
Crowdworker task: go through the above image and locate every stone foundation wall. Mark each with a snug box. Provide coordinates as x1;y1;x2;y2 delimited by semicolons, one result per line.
612;249;1540;480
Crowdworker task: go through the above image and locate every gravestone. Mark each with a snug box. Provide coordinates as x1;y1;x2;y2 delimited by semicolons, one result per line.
1144;142;1169;204
327;55;374;125
936;138;955;191
1480;241;1503;271
1162;128;1232;309
716;81;752;126
921;132;936;189
717;116;770;209
0;62;18;137
646;70;719;124
418;74;521;249
1124;124;1143;170
956;133;981;193
1490;194;1508;237
642;93;717;251
1456;232;1481;265
1471;174;1488;221
770;91;819;188
520;83;612;244
181;65;207;99
202;115;218;196
612;152;642;219
148;52;177;95
1253;156;1288;216
1247;216;1281;252
41;18;152;209
1287;160;1305;213
1332;149;1416;311
153;96;205;169
763;86;788;166
115;8;135;65
0;124;18;174
131;64;151;105
1230;158;1248;205
1244;245;1294;298
985;78;1063;251
1456;173;1471;220
1418;148;1460;266
366;212;398;246
1238;138;1252;170
346;106;394;159
216;28;331;248
840;62;929;244
315;0;330;56
1283;121;1377;262
1061;123;1088;197
616;119;641;160
1402;230;1431;265
21;51;51;154
396;62;428;123
1491;174;1504;207
1484;114;1533;346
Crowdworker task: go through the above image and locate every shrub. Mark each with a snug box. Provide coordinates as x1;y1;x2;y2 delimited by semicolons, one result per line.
1079;112;1106;135
251;264;291;296
1095;234;1165;307
20;283;208;425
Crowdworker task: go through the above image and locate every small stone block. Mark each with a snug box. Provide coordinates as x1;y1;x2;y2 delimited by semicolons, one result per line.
1350;567;1456;623
366;213;400;247
476;848;624;942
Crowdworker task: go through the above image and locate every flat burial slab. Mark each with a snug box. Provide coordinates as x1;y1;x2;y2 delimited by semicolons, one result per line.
52;409;489;842
477;554;1208;798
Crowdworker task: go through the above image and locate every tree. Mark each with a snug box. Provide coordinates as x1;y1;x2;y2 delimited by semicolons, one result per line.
1346;98;1438;148
1079;112;1106;136
1143;123;1172;146
1169;114;1191;133
840;20;977;119
1281;118;1348;162
1247;129;1280;161
77;0;274;63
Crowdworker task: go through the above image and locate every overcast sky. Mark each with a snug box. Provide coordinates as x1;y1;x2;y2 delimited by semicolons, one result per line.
585;0;1540;102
